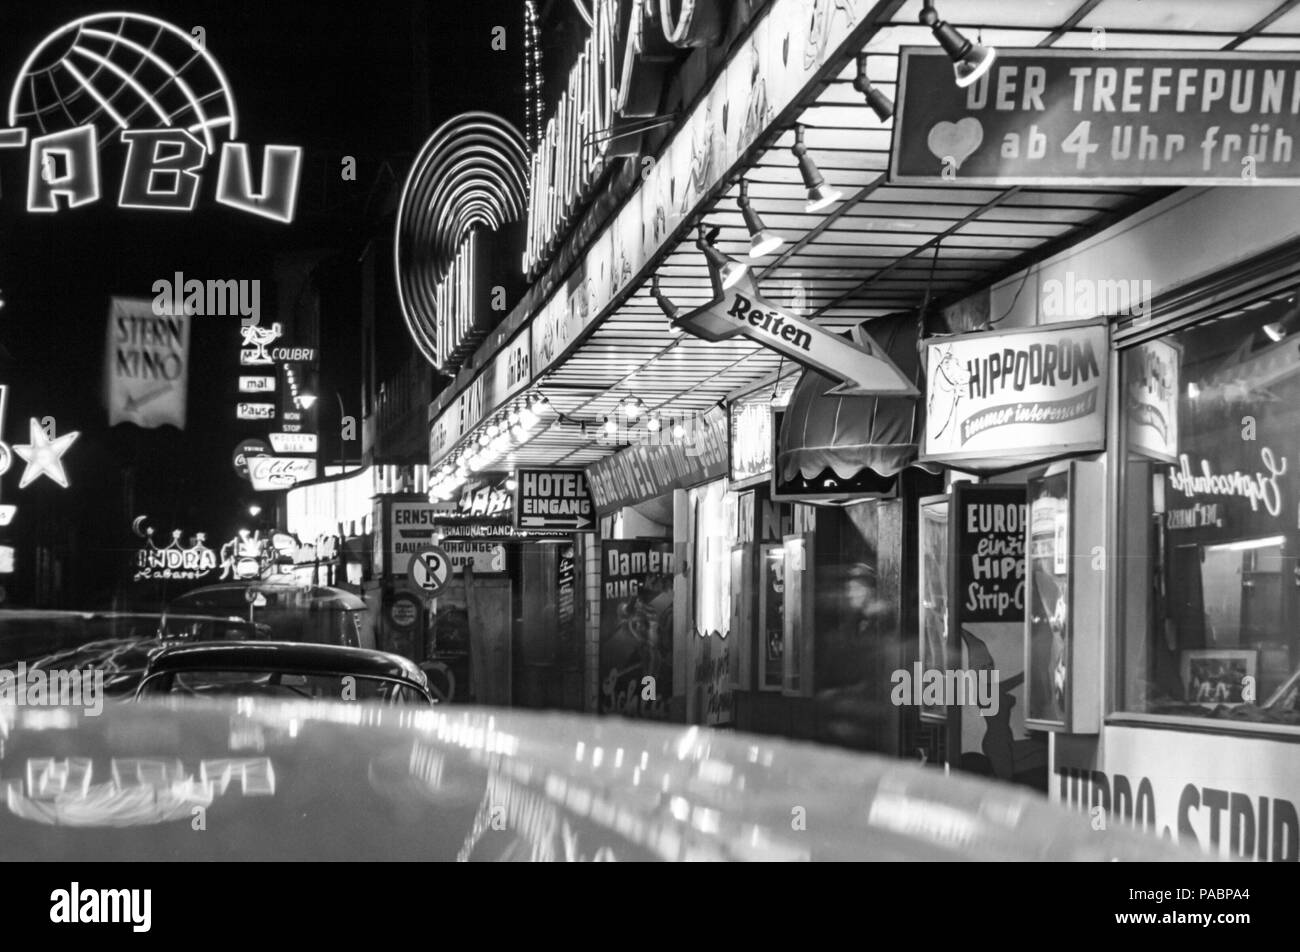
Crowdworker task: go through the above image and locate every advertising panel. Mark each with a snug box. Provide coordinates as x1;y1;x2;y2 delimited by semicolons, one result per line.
514;468;594;531
104;297;190;430
599;539;673;718
892;49;1300;186
1056;726;1300;861
248;455;317;491
921;319;1109;470
388;500;459;575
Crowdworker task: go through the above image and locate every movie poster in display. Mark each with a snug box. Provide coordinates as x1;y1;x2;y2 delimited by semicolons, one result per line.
598;540;674;718
946;481;1040;782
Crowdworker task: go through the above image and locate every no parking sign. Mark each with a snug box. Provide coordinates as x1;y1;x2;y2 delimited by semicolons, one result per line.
410;546;451;595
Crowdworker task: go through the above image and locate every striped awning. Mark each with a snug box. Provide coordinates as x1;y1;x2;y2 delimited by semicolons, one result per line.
777;310;934;483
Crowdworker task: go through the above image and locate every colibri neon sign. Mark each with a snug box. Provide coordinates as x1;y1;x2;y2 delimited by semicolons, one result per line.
3;13;301;223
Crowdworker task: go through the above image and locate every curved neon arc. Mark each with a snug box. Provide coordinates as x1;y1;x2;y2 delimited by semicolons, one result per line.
395;112;528;371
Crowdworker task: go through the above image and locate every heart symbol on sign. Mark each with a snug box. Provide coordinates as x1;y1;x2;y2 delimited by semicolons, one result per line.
927;117;984;171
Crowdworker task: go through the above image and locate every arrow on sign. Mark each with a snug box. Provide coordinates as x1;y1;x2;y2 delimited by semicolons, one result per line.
123;384;173;413
673;266;919;398
519;512;593;530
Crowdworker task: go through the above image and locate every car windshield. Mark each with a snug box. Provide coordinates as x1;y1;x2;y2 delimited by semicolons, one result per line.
168;587;367;648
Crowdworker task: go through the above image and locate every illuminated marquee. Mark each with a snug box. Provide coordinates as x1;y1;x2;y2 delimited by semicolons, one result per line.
134;528;218;582
4;14;301;222
394;112;529;371
520;0;728;275
220;529;268;580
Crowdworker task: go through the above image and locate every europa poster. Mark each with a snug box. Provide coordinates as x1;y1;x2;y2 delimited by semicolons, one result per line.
599;539;674;718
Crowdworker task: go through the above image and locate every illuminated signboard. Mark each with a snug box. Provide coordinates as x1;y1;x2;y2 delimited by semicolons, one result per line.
248;455;317;491
513;468;593;531
236;402;274;421
891;49;1300;186
104;297;190;429
239;376;275;393
5;14;301;221
429;376;485;468
232;438;269;479
730;396;774;486
919;319;1109;471
134;529;218;582
520;0;729;275
12;417;80;489
0;387;80;501
239;324;317;366
269;432;317;455
395;115;528;373
219;530;267;580
447;473;513;524
586;408;729;515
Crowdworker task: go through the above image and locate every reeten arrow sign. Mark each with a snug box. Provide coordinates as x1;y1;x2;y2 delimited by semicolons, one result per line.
673;272;918;397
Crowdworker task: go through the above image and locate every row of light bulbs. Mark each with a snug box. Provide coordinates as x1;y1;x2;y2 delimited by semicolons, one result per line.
596;396;689;441
698;2;996;289
428;392;550;501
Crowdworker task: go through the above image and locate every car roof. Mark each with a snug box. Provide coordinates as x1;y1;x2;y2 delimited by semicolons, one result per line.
144;640;424;681
0;610;255;624
0;699;1205;861
170;583;367;610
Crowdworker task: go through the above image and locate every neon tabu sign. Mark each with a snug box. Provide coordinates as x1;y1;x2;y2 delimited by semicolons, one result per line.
3;13;301;222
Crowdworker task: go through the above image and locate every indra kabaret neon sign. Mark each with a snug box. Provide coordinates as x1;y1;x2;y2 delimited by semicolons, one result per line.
4;13;301;222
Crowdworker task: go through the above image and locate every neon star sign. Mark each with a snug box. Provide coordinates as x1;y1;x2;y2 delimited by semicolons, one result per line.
1;14;302;222
0;388;80;518
13;418;80;489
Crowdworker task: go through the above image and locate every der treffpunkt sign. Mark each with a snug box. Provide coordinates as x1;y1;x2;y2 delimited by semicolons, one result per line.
891;49;1300;186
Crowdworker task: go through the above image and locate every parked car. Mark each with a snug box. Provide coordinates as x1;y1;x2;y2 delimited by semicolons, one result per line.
133;640;435;705
0;698;1204;861
168;583;373;649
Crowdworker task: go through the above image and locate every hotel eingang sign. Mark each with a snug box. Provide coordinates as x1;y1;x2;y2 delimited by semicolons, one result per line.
920;319;1109;471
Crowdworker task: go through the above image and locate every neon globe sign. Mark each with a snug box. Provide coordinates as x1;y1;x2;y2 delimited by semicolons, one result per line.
2;13;301;222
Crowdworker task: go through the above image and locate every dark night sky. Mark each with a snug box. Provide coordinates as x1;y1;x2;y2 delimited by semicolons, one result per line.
0;1;527;606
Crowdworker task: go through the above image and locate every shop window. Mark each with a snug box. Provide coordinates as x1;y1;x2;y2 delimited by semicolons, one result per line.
1118;292;1300;726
